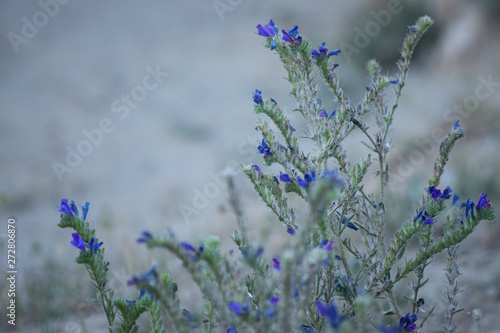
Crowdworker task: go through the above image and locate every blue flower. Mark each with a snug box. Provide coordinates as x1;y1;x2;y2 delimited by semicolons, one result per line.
281;25;302;45
452;194;460;206
70;201;79;216
390;79;398;84
125;299;136;309
229;301;244;315
476;192;492;210
137;230;153;243
399;313;417;332
81;202;89;221
256;23;276;37
442;186;452;200
258;138;272;156
301;325;312;333
315;300;343;329
139;289;154;299
312;42;341;58
428;186;442;199
226;328;238;333
59;198;74;217
253;89;263;104
288;124;296;131
286;227;296;235
460;198;475;218
127;264;158;286
71;233;86;251
272;258;281;272
453;120;461;130
279;171;294;183
297;176;307;188
88;238;103;254
304;170;316;184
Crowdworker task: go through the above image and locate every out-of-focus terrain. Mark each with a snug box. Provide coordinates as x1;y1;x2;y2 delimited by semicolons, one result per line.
0;1;499;332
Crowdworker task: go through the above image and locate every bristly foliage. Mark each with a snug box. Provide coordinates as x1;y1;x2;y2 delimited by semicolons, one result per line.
57;16;496;333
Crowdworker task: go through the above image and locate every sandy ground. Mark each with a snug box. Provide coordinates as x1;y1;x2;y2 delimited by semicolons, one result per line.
1;1;499;332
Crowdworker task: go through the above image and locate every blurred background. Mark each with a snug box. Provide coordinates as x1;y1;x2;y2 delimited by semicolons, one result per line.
1;0;499;332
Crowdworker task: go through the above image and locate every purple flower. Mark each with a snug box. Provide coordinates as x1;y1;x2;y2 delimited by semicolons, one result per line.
70;233;85;251
272;258;281;272
229;301;244;315
287;227;296;235
279;172;294;183
476;192;492;210
442;186;452;200
281;25;302;46
253;89;263;104
414;210;429;223
256;23;275;37
315;300;343;329
137;230;153;243
428;186;442;199
399;313;417;332
460;198;475;218
319;239;333;251
258;138;272;156
127;264;158;286
319;110;328;118
270;296;279;305
297;176;307;188
424;217;434;225
70;201;79;216
312;42;340;58
59;198;74;216
81;202;89;221
180;241;197;252
304;170;316;184
88;238;103;254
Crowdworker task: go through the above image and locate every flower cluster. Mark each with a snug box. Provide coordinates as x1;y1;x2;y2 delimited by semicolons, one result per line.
59;198;89;220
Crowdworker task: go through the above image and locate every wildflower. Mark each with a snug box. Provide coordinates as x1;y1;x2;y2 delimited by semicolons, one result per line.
297;176;307;188
88;238;103;254
256;22;276;38
226;328;238;333
390;79;398;84
453;120;461;130
81;202;89;221
319;239;333;251
266;296;279;317
251;164;261;172
288;124;296;131
460;198;475;218
442;186;452;200
70;201;79;216
311;42;341;58
272;258;281;272
59;198;74;216
139;289;154;299
282;25;302;45
301;325;312;333
428;186;442;199
229;301;244;315
286;227;296;235
304;170;316;184
399;313;417;332
137;230;153;243
70;233;86;252
127;263;158;286
452;194;460;206
258;138;272;156
125;299;136;309
315;300;343;329
253;89;263;104
279;171;294;183
413;210;432;224
476;192;492;210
